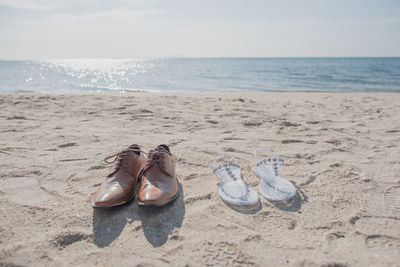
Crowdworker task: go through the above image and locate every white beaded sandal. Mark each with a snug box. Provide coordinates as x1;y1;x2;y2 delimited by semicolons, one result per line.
252;147;297;202
210;153;259;206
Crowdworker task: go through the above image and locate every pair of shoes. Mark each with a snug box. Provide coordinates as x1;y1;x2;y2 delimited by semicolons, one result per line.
210;148;297;206
92;144;179;208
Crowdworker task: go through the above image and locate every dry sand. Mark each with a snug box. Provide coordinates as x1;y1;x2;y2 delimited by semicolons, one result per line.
0;92;399;266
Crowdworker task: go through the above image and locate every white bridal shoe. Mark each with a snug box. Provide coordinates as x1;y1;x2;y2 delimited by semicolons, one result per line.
210;153;259;206
251;147;297;202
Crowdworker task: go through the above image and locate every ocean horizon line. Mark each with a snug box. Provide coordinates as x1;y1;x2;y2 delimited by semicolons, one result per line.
1;56;400;61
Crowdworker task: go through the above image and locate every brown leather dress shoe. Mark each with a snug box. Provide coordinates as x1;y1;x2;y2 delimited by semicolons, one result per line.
92;144;146;208
138;144;178;207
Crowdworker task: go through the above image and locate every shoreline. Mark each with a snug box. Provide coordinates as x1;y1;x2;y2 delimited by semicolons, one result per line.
1;91;400;98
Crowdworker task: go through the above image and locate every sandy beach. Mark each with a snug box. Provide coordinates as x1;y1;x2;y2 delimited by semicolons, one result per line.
0;92;399;266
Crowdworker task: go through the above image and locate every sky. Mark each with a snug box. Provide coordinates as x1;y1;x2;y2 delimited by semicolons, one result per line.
0;0;399;59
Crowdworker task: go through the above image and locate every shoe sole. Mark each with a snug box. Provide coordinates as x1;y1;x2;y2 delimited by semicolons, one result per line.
138;190;179;207
92;168;144;208
92;192;136;208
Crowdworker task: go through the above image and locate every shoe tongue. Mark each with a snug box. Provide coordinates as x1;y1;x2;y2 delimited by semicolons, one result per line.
156;144;170;152
128;144;140;155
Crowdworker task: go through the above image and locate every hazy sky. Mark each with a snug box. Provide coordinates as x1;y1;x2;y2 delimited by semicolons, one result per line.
0;0;399;59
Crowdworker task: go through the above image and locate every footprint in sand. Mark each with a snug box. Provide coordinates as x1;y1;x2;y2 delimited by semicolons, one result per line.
365;234;400;250
384;185;400;214
51;232;93;250
192;241;254;266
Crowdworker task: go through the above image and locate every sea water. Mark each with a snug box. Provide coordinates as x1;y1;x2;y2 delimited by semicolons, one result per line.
0;58;399;93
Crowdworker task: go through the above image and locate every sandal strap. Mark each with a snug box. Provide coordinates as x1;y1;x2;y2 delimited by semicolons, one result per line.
210;152;239;172
254;156;284;177
212;162;240;174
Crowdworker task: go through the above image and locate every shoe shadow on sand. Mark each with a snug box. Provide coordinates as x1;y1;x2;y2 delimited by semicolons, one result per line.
92;183;185;248
267;181;308;212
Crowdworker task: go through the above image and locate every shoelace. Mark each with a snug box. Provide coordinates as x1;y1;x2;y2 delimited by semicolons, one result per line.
146;148;175;167
104;147;147;175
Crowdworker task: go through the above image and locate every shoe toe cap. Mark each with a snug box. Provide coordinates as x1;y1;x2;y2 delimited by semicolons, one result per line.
93;188;128;207
139;188;164;204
